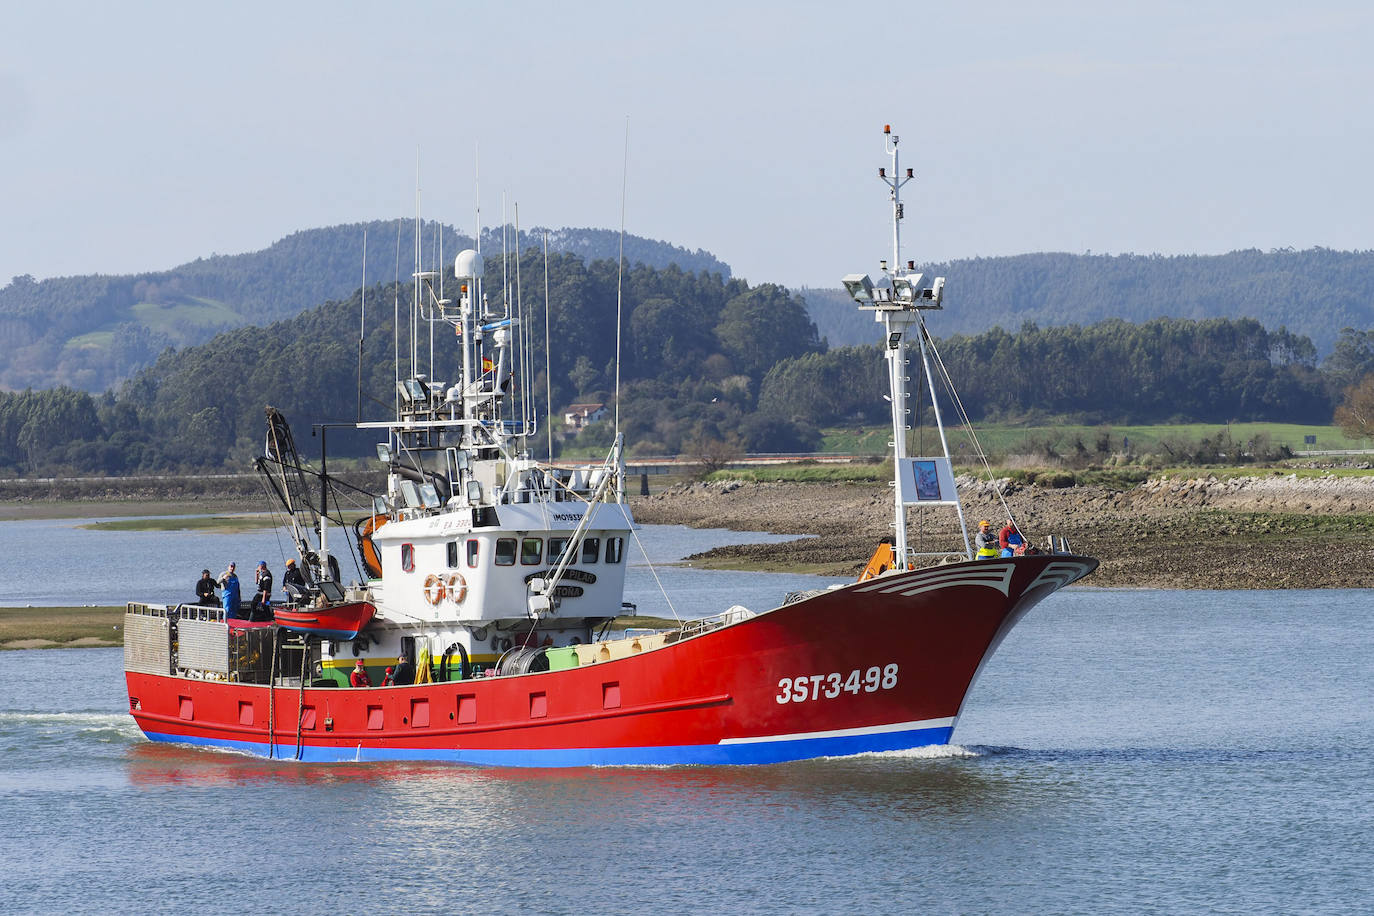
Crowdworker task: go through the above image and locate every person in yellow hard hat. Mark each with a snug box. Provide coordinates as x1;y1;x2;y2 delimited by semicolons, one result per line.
974;520;999;559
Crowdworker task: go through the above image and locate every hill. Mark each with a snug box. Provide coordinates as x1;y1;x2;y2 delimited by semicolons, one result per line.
5;245;1367;478
801;248;1374;354
0;222;730;392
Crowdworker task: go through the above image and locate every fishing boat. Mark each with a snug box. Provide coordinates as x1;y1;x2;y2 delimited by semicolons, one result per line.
123;126;1097;766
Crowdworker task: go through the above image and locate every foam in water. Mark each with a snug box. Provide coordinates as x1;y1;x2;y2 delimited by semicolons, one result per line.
0;711;129;727
839;743;984;761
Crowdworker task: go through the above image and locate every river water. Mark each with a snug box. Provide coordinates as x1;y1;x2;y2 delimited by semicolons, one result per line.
0;521;1371;913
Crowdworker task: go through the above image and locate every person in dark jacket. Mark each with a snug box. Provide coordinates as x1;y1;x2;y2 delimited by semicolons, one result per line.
282;558;309;600
391;654;416;686
195;569;218;606
251;561;274;619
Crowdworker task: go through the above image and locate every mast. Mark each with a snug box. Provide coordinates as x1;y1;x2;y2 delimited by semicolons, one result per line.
842;125;966;567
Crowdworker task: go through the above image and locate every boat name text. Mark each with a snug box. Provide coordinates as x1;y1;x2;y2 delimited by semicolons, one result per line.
775;665;899;704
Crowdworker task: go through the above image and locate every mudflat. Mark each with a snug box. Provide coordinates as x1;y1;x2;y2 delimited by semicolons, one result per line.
630;473;1374;589
0;606;124;650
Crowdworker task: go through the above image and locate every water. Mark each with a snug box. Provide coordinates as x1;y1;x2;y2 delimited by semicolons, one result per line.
0;516;826;616
1;522;1371;912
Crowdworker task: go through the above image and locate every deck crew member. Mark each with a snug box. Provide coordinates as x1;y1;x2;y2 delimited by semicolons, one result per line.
1000;520;1026;558
391;653;416;686
219;563;242;618
350;658;372;687
282;558;308;600
974;520;999;560
195;569;218;606
251;561;274;619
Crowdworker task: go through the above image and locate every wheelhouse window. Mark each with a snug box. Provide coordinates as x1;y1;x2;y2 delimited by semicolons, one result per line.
446;541;459;569
400;543;415;572
494;538;517;566
549;538;570;564
466;539;480;568
581;537;600;564
521;538;543;565
605;537;624;564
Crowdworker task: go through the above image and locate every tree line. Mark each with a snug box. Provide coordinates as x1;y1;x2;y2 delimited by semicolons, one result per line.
2;252;1372;477
805;247;1374;356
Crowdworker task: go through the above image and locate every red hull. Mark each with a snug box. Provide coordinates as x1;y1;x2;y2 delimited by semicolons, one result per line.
125;555;1095;766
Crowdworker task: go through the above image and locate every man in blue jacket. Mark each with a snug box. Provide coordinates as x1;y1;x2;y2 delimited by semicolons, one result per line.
219;562;242;619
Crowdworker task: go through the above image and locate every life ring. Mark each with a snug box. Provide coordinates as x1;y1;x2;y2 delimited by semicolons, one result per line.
423;574;446;605
446;572;467;603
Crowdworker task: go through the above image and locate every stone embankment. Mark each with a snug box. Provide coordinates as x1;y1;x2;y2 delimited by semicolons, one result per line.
630;473;1374;589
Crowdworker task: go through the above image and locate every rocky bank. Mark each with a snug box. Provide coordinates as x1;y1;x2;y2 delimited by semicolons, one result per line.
630;473;1374;589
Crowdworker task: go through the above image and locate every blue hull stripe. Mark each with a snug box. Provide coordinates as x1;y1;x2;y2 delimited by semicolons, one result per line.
142;724;955;767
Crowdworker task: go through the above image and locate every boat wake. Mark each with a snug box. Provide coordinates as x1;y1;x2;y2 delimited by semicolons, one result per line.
848;743;984;761
0;710;141;743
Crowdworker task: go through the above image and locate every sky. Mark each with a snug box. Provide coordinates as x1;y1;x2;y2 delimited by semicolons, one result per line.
3;1;1373;290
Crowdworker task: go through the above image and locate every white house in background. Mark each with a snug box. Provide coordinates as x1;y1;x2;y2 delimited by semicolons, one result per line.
564;402;608;429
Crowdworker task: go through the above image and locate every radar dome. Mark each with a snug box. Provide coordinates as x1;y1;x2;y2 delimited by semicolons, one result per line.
454;249;484;280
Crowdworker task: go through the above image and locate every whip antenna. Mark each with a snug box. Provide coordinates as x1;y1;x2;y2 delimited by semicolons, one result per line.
357;228;367;422
614;116;629;435
543;229;553;460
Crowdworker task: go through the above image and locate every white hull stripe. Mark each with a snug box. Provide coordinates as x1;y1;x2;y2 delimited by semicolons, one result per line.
718;716;956;745
1027;560;1095;591
855;562;1014;598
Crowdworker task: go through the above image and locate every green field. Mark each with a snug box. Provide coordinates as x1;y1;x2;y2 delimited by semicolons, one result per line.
64;329;116;349
80;514;275;533
821;422;1369;457
130;296;240;334
63;296;242;355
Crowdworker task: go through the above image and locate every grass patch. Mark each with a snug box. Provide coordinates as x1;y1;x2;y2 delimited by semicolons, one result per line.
818;427;893;454
131;296;241;333
0;606;124;648
64;330;116;350
821;422;1371;456
703;464;887;484
81;514;275;533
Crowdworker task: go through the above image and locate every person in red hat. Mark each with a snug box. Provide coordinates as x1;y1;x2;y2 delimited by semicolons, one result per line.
350;658;372;687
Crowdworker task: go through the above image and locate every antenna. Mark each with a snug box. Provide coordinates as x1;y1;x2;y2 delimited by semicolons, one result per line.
543;229;553;462
412;149;421;380
614;116;629;436
879;127;913;271
514;202;527;434
393;218;402;419
357;228;367;422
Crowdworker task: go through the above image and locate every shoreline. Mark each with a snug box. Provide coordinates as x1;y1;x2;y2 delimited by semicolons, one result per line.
6;470;1369;647
630;475;1374;589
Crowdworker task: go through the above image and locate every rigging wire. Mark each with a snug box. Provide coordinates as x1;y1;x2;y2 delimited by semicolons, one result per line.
921;322;1018;526
621;514;681;625
513;203;530;437
541;478;682;625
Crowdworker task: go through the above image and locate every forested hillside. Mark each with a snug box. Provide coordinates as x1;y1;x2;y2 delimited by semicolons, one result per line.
4;250;1373;478
803;248;1374;354
0;222;729;392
